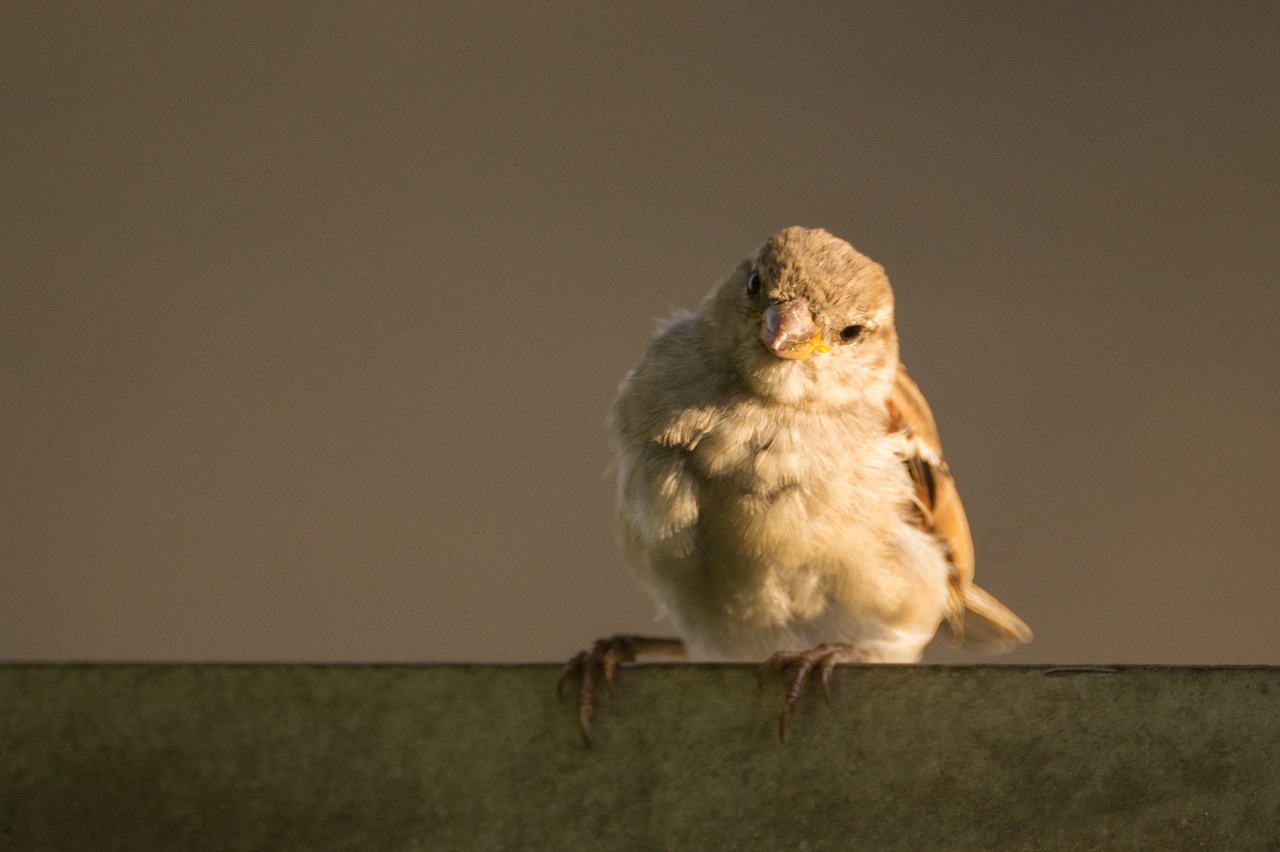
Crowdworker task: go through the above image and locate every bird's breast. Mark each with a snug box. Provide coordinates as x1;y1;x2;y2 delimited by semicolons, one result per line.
647;401;945;660
687;406;899;561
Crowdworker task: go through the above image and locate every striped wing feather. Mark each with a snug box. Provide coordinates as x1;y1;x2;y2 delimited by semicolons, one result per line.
888;366;1032;652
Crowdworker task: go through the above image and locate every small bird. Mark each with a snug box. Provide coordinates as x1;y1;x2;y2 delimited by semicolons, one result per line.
562;226;1031;742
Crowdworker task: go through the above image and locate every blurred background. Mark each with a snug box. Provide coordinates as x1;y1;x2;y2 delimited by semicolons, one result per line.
3;3;1277;664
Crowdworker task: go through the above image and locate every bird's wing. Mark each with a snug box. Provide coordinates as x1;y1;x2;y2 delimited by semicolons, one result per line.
887;365;1032;650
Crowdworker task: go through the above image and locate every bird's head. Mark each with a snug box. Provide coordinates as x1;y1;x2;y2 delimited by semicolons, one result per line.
704;226;899;405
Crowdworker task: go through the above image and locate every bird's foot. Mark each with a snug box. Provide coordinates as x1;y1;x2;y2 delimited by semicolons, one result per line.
558;634;686;745
761;642;866;742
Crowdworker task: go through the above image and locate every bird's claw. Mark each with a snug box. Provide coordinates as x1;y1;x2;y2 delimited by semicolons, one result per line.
761;642;859;742
558;634;685;745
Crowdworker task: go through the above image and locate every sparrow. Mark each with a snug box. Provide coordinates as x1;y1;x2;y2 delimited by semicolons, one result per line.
562;226;1031;742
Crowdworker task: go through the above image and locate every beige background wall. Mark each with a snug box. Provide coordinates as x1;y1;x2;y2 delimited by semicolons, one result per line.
3;3;1277;663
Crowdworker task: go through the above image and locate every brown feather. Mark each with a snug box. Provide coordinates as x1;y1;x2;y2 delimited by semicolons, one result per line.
887;366;1031;650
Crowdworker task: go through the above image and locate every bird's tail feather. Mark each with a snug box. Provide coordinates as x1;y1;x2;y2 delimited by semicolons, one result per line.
953;583;1033;654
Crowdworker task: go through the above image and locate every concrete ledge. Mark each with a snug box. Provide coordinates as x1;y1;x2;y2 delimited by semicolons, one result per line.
1;664;1278;850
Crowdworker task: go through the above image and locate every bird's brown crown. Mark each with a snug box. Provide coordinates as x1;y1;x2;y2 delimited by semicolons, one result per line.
757;226;891;311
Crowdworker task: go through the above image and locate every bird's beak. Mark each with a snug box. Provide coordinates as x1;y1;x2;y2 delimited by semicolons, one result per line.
759;301;829;360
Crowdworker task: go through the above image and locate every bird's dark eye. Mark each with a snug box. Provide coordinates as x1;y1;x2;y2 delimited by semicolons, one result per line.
746;270;762;296
839;324;864;343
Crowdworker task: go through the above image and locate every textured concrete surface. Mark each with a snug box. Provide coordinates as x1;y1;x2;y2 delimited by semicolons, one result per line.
1;664;1277;850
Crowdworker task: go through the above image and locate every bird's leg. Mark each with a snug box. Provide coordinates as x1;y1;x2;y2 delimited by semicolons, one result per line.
558;634;686;745
761;642;867;742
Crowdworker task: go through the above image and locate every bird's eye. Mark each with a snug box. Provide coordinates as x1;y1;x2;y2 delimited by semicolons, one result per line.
839;324;864;343
746;270;762;296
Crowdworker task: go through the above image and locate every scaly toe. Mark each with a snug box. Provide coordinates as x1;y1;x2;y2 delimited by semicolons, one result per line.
765;643;859;741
